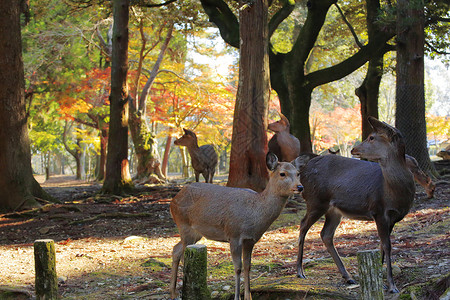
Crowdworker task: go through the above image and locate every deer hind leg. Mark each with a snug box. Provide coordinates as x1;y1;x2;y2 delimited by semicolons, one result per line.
320;210;355;284
202;170;210;183
194;170;200;182
242;239;255;300
230;239;243;300
297;209;325;278
170;229;202;299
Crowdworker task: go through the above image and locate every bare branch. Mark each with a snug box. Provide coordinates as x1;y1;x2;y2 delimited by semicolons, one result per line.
334;3;364;48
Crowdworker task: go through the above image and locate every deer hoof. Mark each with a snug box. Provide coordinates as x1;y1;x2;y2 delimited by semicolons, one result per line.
296;273;306;279
389;287;400;293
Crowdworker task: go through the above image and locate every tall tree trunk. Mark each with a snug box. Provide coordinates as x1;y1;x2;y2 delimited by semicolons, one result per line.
0;0;53;212
396;0;436;175
355;0;384;140
102;0;132;194
227;0;270;192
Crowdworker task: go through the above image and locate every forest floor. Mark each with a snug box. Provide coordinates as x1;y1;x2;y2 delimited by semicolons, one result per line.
0;160;449;300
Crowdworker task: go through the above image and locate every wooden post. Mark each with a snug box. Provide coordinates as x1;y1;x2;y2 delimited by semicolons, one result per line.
357;249;384;300
34;239;58;300
182;244;210;300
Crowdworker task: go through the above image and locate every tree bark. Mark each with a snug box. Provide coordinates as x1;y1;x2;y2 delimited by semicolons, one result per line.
226;0;270;192
355;0;384;140
128;22;173;182
102;0;132;194
0;0;53;212
396;0;436;175
161;135;172;177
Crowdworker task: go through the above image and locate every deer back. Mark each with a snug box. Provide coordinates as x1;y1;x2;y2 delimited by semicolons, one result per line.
301;155;384;220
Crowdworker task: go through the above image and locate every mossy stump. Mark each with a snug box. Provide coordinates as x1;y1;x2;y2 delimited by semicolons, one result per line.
182;244;210;300
34;239;58;300
357;249;384;300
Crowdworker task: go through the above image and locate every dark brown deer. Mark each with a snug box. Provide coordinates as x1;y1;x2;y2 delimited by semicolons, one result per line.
296;117;415;293
268;112;300;162
405;154;435;198
174;128;218;183
329;146;434;198
170;153;303;300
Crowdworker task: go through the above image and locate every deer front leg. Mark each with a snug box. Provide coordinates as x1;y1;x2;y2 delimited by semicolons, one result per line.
297;210;324;278
230;240;243;300
321;210;355;284
376;218;399;293
194;170;200;182
242;239;255;300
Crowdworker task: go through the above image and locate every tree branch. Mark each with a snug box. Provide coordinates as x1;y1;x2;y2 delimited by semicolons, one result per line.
200;0;239;48
425;40;450;55
334;3;363;48
268;0;295;39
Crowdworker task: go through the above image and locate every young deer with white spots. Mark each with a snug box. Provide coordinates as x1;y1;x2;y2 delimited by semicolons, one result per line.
297;117;415;293
174;128;218;183
170;153;303;300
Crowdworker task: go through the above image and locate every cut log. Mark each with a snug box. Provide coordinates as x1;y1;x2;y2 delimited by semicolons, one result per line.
182;244;210;300
357;249;384;300
34;239;58;300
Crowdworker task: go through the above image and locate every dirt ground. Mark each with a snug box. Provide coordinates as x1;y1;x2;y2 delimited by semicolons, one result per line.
0;161;449;300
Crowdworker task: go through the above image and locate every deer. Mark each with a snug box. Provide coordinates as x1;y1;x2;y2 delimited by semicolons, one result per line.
296;116;415;294
169;153;304;300
268;112;300;162
405;154;435;199
328;145;434;198
174;128;218;183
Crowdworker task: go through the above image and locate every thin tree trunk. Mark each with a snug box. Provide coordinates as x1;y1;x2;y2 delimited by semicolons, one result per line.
102;0;132;194
161;135;172;177
227;0;270;192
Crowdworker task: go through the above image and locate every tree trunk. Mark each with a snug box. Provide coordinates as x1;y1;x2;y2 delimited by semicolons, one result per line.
0;0;53;212
161;135;172;177
355;0;384;140
128;22;173;183
102;0;132;194
96;128;108;181
227;0;270;192
396;0;436;175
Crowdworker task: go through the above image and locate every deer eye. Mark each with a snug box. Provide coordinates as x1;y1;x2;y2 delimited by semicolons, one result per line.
369;136;375;141
280;172;286;177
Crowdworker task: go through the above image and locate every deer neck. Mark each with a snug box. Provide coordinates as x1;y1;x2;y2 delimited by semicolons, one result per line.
258;186;289;221
378;153;415;215
186;143;200;155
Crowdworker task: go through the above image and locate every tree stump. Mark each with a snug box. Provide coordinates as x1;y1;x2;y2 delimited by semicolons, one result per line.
182;244;210;300
357;249;384;300
34;239;58;300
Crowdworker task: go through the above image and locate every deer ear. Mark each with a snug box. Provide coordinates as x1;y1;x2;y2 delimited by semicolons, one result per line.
368;117;401;142
279;112;290;127
292;155;310;171
266;152;279;171
183;128;188;134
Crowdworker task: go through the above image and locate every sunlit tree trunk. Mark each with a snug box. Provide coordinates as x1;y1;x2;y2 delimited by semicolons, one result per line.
102;0;132;194
0;0;53;212
227;0;270;192
396;0;436;175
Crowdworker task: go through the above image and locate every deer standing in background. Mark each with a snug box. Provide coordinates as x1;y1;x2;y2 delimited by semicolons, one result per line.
297;117;415;293
174;128;218;183
170;153;303;300
268;112;300;162
405;154;435;199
